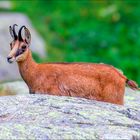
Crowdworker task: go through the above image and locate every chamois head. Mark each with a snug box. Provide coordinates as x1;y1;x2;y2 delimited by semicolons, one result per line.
7;24;31;63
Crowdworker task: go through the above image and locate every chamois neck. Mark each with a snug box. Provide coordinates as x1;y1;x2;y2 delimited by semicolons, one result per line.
18;49;36;66
17;49;38;81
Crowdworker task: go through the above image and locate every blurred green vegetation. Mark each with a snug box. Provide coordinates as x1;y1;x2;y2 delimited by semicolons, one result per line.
10;0;140;83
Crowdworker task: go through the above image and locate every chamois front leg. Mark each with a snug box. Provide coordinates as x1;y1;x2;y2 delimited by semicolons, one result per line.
29;89;35;94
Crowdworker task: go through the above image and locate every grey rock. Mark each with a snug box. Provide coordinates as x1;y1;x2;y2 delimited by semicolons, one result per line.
0;86;139;139
0;1;11;9
0;13;46;81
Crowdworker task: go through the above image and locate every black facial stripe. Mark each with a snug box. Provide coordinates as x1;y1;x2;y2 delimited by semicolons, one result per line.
15;48;26;57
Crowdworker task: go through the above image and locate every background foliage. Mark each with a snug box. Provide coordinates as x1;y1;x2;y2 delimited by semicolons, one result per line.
11;0;140;83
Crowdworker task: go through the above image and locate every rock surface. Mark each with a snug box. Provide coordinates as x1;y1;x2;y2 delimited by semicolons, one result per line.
0;13;46;81
0;86;139;139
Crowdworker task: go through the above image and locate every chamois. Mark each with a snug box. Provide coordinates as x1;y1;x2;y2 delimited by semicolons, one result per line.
7;24;139;105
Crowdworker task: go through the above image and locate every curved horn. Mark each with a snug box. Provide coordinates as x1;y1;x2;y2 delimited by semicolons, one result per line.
12;24;18;40
9;26;14;39
18;25;26;41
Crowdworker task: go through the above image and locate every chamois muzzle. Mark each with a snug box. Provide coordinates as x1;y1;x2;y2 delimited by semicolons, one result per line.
7;56;14;63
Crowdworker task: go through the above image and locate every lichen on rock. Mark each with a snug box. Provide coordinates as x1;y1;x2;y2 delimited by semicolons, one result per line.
0;88;139;139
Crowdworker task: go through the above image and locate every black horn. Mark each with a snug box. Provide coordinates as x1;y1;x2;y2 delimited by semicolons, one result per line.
9;24;18;40
18;25;26;41
13;24;18;40
9;26;14;39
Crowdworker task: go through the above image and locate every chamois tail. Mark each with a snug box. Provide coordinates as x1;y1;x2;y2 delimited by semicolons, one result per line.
126;79;139;90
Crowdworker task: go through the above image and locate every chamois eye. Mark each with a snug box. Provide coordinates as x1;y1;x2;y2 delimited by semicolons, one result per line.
22;45;26;49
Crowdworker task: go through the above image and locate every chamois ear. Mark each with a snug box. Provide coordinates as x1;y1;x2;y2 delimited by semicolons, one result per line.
24;27;31;45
